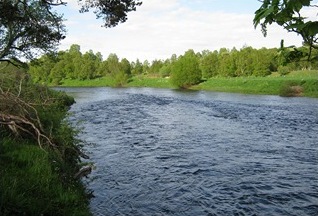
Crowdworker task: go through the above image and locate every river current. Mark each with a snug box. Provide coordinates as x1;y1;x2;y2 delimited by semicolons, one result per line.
59;87;318;216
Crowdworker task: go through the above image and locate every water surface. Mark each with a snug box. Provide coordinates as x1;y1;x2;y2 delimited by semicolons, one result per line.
59;87;318;216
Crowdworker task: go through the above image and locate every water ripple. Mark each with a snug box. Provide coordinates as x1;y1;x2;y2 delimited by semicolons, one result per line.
66;88;318;216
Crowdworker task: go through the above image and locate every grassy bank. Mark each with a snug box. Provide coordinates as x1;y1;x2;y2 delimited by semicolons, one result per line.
0;137;91;216
127;76;174;88
0;71;91;215
57;70;318;97
60;76;117;87
59;76;175;89
193;70;318;97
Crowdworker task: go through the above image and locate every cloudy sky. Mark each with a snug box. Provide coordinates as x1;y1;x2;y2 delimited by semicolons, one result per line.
56;0;314;62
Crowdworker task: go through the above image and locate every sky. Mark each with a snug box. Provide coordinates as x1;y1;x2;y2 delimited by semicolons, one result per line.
55;0;315;62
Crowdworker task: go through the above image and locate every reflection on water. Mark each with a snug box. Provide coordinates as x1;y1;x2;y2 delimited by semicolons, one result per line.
59;87;318;216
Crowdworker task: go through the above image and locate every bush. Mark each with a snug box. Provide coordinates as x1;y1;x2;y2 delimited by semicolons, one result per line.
114;71;129;87
171;50;202;88
277;65;291;76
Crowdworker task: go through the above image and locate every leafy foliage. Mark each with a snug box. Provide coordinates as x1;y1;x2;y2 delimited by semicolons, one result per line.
29;45;134;85
0;67;85;163
0;0;65;65
29;44;318;87
171;49;202;88
78;0;142;28
200;50;219;79
254;0;318;62
0;0;142;64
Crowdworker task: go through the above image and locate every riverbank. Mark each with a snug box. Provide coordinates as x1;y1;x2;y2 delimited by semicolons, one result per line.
58;70;318;97
0;138;91;215
0;71;91;215
193;71;318;97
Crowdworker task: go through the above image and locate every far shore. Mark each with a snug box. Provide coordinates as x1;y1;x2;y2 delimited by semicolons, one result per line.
54;70;318;98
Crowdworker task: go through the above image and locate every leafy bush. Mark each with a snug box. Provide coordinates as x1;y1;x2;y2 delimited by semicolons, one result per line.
171;50;202;88
277;65;291;76
114;71;129;87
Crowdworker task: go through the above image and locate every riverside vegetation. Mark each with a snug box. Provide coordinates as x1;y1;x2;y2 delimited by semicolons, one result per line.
0;65;91;215
29;44;318;97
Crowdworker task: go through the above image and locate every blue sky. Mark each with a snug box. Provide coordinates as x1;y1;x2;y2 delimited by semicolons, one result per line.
55;0;313;62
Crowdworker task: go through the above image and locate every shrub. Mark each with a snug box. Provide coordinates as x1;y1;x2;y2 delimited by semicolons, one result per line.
171;49;202;88
277;65;291;76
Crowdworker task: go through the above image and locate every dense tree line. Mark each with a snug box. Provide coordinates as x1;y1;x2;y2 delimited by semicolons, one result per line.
29;43;318;87
29;44;130;85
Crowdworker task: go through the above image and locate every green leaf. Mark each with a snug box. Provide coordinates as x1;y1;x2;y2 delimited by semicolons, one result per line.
300;0;311;6
285;22;307;31
289;0;303;12
306;22;318;36
254;6;275;27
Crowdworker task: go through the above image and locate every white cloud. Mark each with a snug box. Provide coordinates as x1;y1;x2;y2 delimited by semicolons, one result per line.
58;0;303;62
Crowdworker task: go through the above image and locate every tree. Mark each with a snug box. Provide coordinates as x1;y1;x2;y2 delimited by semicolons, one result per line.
233;46;252;76
142;60;150;74
98;60;109;76
252;48;272;77
199;50;219;78
78;50;99;80
78;0;142;28
218;48;236;77
0;0;142;65
171;49;202;88
254;0;318;62
0;0;64;66
29;53;58;83
159;59;172;78
131;59;143;75
120;58;132;77
148;59;163;75
107;53;120;75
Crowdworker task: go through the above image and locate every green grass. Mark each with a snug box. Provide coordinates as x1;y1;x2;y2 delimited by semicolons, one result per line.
0;137;91;216
59;76;117;87
193;70;318;97
56;70;318;97
270;70;318;79
127;76;174;88
58;76;175;89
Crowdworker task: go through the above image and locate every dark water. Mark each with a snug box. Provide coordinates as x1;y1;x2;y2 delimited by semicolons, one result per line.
59;87;318;216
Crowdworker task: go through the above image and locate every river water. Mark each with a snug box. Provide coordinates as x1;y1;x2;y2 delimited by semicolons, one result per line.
59;87;318;216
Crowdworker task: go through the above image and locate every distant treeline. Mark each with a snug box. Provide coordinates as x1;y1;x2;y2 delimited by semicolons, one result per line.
29;43;318;87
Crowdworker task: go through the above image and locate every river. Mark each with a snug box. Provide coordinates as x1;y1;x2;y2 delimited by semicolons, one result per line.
57;87;318;216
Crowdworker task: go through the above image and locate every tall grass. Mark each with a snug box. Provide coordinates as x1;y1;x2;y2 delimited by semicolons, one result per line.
0;138;91;215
